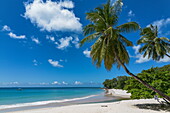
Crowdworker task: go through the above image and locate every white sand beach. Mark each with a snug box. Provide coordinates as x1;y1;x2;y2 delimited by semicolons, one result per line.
8;99;167;113
105;89;131;98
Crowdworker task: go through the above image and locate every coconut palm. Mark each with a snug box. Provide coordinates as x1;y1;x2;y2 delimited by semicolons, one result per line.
137;24;170;61
80;0;170;101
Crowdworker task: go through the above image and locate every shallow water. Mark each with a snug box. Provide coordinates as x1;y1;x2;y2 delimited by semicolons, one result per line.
0;87;104;108
0;87;118;112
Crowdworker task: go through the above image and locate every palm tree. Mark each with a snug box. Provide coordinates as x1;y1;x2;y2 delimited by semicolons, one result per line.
137;24;170;61
80;0;170;101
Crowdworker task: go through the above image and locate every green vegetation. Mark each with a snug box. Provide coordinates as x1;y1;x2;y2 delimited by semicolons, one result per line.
103;76;130;89
103;65;170;99
80;0;170;101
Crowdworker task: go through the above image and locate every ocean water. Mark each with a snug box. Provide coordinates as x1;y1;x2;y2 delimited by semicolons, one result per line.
0;87;104;109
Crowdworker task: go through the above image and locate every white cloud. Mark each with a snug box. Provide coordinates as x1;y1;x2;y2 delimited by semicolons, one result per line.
2;25;26;40
149;18;170;29
147;18;170;36
46;35;80;50
74;81;82;85
32;37;40;44
132;45;141;54
55;36;80;49
83;49;91;58
56;36;73;50
60;59;63;62
158;54;170;62
28;82;49;85
135;54;151;63
33;59;38;66
62;81;68;85
2;25;11;31
132;45;151;63
52;81;60;85
9;82;19;85
128;10;135;17
3;26;26;39
48;59;63;67
24;0;82;32
8;32;26;39
72;36;80;48
39;82;49;85
127;10;135;22
0;82;20;85
46;35;55;42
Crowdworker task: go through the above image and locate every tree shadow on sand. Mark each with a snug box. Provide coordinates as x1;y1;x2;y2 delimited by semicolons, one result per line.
134;104;170;112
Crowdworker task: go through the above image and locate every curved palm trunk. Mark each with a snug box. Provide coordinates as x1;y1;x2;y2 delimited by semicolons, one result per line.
115;54;170;102
166;54;170;58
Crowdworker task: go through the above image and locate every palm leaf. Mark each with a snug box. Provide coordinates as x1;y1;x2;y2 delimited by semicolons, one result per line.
119;34;133;46
80;32;100;46
83;24;96;36
117;22;140;33
138;24;170;61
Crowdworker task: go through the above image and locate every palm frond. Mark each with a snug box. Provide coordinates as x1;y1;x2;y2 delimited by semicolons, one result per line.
80;32;100;46
90;37;105;67
112;0;123;15
86;11;106;24
117;22;140;33
140;27;153;36
138;44;149;53
138;24;170;61
119;34;133;46
160;37;170;42
83;24;96;36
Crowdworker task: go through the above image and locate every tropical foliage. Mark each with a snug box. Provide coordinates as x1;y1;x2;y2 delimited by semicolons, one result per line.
124;65;170;99
103;76;130;89
103;65;170;99
137;24;170;61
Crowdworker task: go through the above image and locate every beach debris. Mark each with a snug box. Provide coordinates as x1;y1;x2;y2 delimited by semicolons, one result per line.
101;105;108;107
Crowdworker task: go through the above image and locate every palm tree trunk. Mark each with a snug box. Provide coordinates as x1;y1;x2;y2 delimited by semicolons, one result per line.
166;54;170;58
115;54;170;102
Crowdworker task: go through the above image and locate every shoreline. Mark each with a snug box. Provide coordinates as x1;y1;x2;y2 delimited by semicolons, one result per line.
1;88;167;113
6;99;167;113
0;91;122;112
0;88;132;112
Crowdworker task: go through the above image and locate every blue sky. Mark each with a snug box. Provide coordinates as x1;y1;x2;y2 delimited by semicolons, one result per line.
0;0;170;87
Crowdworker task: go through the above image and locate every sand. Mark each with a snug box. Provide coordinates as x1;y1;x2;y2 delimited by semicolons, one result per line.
5;89;168;113
7;99;168;113
106;89;131;98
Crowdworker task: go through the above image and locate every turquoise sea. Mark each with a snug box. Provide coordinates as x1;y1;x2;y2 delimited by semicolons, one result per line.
0;87;113;110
